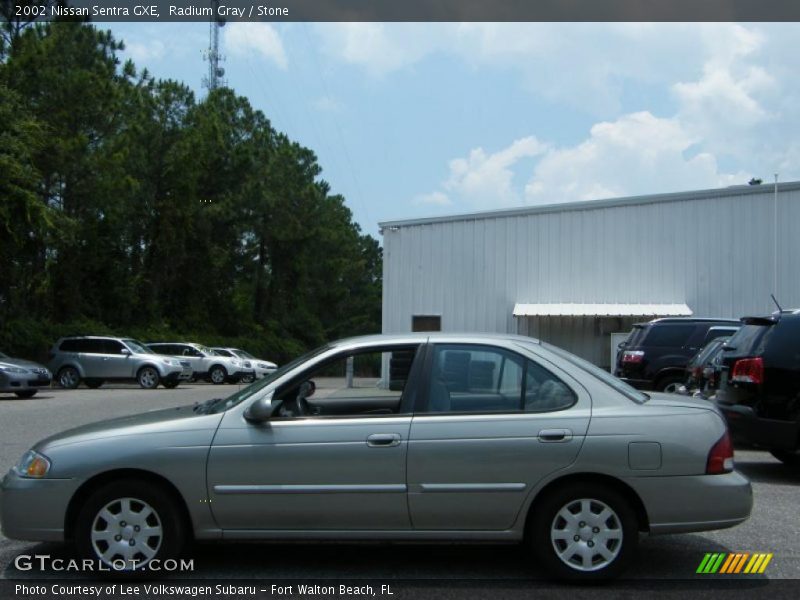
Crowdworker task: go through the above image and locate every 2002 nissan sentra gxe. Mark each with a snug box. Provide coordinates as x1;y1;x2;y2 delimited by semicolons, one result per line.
0;333;752;580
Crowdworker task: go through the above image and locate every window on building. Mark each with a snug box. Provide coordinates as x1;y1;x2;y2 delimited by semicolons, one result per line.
412;315;441;332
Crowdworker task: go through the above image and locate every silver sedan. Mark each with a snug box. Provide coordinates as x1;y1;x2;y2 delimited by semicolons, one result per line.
0;350;51;398
0;333;752;580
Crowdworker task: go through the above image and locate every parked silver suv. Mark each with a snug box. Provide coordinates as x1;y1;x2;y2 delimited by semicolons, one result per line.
48;337;192;390
147;342;252;384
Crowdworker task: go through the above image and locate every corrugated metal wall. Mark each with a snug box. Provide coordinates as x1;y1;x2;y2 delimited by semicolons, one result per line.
381;185;800;367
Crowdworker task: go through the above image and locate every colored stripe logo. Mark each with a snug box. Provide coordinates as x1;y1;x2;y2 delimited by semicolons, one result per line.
696;552;773;574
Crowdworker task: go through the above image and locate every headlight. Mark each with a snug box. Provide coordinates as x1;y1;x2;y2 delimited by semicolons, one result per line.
258;363;268;369
231;360;241;367
15;450;51;478
0;366;28;374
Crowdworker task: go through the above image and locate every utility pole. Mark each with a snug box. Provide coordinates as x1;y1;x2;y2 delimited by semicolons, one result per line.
203;1;226;92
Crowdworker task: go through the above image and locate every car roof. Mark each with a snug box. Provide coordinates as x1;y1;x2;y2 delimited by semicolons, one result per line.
633;317;740;327
332;332;541;347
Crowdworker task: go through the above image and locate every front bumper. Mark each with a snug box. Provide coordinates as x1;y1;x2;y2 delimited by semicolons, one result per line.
0;371;52;393
0;469;76;542
717;401;799;451
629;471;752;535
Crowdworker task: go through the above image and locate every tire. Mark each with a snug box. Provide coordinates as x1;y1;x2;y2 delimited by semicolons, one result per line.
530;482;638;581
57;367;81;389
15;390;37;399
656;374;684;394
74;479;186;574
770;449;800;466
209;365;227;385
85;379;105;389
137;366;160;390
162;381;180;389
241;373;255;384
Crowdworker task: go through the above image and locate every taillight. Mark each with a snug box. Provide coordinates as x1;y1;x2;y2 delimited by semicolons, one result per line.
622;350;644;364
706;430;734;474
731;357;763;384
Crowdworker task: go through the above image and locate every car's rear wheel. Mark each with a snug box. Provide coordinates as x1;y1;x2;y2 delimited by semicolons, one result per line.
530;482;638;581
57;367;80;389
137;367;160;389
85;379;104;389
770;449;800;466
74;480;186;574
656;374;684;393
209;365;227;385
241;373;255;384
15;390;37;399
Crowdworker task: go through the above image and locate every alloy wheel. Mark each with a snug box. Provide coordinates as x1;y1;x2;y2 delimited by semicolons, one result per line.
139;368;158;389
90;497;163;569
550;498;623;572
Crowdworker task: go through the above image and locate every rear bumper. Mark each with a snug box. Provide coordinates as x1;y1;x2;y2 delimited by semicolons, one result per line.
629;471;752;534
716;401;799;451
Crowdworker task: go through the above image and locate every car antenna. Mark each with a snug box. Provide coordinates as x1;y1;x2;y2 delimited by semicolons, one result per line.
771;294;783;313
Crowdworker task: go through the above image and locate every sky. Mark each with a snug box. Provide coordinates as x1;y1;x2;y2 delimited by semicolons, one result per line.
106;22;800;238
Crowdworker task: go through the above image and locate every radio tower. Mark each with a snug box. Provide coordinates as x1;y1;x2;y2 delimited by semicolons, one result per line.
203;1;227;91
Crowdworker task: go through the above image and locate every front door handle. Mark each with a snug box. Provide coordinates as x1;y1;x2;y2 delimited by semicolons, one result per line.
367;433;401;448
538;429;573;443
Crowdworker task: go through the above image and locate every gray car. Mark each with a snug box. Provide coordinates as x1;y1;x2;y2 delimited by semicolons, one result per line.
48;336;191;390
147;342;252;384
0;333;752;580
0;350;51;398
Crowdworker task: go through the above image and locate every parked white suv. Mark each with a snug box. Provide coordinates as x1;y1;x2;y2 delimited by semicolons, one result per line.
147;342;252;384
48;337;192;389
212;347;277;383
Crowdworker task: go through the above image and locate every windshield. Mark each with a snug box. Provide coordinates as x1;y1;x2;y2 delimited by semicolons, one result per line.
198;344;331;414
123;339;153;354
235;349;255;359
525;341;649;404
210;349;230;357
0;350;7;359
690;337;728;367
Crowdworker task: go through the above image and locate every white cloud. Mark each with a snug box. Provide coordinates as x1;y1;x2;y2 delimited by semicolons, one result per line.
124;39;166;63
525;112;745;204
413;191;452;206
443;137;548;207
225;23;288;70
411;23;800;211
312;96;343;112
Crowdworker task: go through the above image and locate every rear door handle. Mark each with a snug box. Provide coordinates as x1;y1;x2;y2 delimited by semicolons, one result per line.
367;433;401;448
538;429;573;443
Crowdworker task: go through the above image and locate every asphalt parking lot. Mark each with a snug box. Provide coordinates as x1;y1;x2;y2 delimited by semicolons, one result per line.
0;385;798;585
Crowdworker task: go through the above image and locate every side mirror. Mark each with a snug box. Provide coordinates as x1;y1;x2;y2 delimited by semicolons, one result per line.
120;348;131;356
244;393;279;422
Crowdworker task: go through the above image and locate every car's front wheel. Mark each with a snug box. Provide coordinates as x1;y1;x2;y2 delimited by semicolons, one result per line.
137;367;160;389
57;367;81;389
74;480;186;574
209;365;227;385
530;482;638;580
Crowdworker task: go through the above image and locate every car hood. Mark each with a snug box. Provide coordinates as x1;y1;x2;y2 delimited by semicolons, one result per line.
0;358;46;370
35;404;223;450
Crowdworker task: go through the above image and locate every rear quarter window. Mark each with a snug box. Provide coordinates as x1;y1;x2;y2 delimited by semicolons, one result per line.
727;324;772;357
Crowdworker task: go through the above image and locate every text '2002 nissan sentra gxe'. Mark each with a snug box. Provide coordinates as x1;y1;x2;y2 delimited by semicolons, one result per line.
0;333;752;580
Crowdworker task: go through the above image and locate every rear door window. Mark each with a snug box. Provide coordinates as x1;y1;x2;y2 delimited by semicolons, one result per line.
642;324;695;347
80;339;107;354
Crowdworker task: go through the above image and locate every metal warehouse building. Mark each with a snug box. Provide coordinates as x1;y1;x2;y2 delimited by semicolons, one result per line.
379;181;800;369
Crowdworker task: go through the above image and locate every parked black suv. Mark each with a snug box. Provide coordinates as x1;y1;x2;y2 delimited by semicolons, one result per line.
716;311;800;466
615;318;740;392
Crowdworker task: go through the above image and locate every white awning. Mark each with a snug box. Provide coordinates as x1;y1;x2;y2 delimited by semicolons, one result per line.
513;303;693;317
